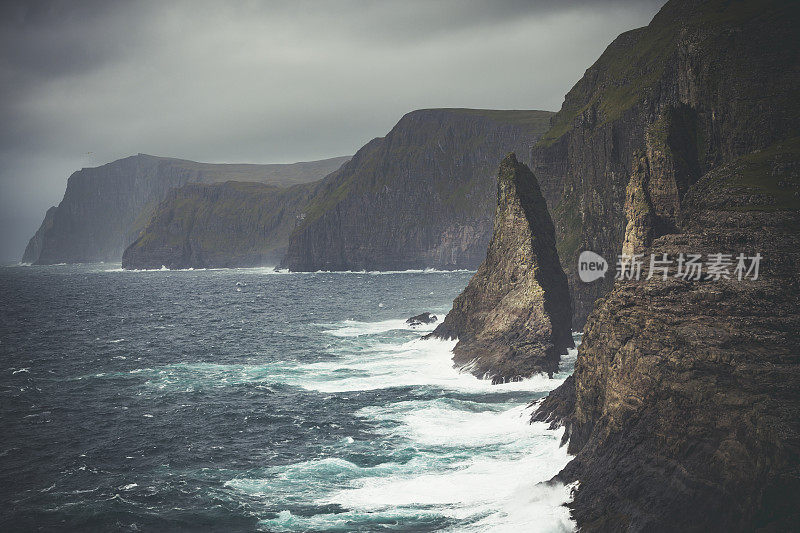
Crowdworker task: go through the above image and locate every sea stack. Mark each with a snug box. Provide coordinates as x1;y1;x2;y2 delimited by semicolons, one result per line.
429;153;573;383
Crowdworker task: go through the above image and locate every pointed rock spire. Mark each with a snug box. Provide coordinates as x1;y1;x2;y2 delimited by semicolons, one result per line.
429;153;573;382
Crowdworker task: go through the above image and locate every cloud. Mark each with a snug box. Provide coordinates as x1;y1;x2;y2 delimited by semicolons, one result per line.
0;0;664;261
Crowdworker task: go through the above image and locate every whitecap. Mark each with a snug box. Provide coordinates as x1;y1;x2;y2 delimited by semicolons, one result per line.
321;318;413;337
298;337;567;394
221;313;577;531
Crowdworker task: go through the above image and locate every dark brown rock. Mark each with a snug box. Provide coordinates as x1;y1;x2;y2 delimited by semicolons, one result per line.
524;1;800;530
406;312;438;326
530;0;800;328
535;133;800;533
429;153;573;382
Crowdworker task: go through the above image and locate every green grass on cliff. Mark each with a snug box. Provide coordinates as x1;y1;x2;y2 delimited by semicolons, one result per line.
552;191;583;266
131;181;310;262
692;136;800;213
536;20;672;148
535;0;795;148
720;137;800;211
301;174;354;225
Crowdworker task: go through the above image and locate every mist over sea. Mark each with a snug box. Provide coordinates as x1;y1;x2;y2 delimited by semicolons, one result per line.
1;265;575;531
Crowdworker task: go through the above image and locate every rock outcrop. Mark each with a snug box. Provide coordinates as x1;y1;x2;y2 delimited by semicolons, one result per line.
429;153;573;383
122;181;314;269
527;0;800;530
280;109;554;271
22;154;349;264
406;312;438;326
529;0;800;327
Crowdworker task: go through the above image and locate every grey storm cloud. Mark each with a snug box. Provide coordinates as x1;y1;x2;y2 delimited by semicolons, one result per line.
0;0;665;261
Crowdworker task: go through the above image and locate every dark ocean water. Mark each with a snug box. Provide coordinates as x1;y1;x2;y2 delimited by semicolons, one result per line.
0;264;575;532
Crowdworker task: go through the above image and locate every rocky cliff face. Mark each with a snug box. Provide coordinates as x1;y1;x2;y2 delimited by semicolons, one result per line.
530;0;800;327
21;207;56;265
280;109;554;271
528;0;800;530
536;137;800;532
22;154;349;264
122;181;315;269
429;153;572;382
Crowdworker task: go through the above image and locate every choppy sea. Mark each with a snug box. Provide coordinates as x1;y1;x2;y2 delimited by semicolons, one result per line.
0;264;576;532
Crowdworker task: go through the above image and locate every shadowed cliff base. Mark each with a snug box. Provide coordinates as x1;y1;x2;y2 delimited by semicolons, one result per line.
429;153;573;383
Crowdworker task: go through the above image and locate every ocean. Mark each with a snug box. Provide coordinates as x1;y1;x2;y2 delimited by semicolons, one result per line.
0;264;576;532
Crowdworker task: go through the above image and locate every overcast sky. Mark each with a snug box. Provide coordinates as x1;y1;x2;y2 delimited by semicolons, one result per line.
0;0;664;262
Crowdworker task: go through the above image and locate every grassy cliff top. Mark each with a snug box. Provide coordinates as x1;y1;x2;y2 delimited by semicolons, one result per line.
537;0;800;147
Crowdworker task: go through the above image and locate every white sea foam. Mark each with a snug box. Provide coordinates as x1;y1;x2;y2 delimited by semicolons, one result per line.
124;322;570;396
243;402;575;531
222;314;578;531
452;481;577;533
321;317;437;337
357;401;544;447
101;307;577;531
100;265;473;275
299;336;568;394
305;268;474;275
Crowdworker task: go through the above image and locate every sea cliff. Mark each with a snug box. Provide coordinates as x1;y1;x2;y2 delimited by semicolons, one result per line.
23;154;349;264
530;0;799;327
525;0;800;529
122;181;314;269
280;108;554;271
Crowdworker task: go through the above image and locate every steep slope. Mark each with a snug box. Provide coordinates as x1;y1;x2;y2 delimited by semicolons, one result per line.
22;154;349;264
537;137;800;532
428;153;572;382
524;0;800;530
122;181;314;269
530;0;800;327
21;207;56;266
280;108;553;271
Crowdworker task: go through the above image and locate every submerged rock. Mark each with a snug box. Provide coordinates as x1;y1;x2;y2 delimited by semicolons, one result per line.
429;153;573;383
406;312;438;326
